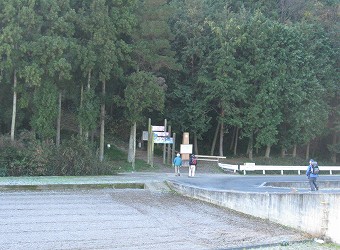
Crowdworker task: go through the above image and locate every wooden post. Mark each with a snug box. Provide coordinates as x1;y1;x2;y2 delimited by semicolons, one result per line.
132;122;136;171
172;133;176;165
182;132;190;161
151;133;154;168
147;118;151;164
167;125;171;165
163;119;167;164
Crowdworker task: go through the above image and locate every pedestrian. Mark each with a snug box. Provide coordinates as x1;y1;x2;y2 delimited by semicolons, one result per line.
189;154;197;177
173;153;182;176
306;159;319;191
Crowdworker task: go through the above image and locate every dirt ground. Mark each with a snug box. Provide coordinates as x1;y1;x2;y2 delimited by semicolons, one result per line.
135;148;225;174
1;188;308;250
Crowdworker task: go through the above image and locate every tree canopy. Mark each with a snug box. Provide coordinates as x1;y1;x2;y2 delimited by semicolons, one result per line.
0;0;339;167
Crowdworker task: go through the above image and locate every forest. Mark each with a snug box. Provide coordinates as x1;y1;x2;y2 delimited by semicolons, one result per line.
0;0;339;176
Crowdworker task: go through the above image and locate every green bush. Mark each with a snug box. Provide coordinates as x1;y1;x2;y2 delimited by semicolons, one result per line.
0;131;51;176
0;132;119;176
48;136;119;176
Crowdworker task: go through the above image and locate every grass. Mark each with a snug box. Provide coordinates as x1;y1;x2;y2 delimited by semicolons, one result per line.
104;142;339;174
104;144;163;172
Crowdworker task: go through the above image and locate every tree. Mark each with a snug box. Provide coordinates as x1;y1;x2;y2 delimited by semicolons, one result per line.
124;72;165;167
73;0;135;161
0;0;39;141
126;0;177;164
31;81;58;140
30;0;75;145
169;0;213;154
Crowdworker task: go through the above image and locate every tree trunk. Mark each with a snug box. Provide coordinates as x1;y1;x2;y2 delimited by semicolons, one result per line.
331;131;337;163
219;119;224;156
233;127;239;156
292;144;297;157
281;147;286;157
79;84;83;136
99;79;106;162
305;142;310;160
210;120;220;156
56;91;62;147
230;126;236;151
265;144;271;158
128;122;136;171
85;70;91;140
10;70;17;142
194;133;198;155
248;132;253;160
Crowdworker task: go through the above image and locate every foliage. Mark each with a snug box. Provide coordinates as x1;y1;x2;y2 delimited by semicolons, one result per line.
31;81;59;140
0;0;338;173
0;132;118;176
0;131;52;176
124;71;165;125
48;136;118;175
78;88;99;133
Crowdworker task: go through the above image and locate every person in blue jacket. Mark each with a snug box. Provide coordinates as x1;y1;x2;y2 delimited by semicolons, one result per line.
173;153;182;176
306;159;319;191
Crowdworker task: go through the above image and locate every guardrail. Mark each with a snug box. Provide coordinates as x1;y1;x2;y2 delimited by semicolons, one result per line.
196;155;226;162
218;162;340;175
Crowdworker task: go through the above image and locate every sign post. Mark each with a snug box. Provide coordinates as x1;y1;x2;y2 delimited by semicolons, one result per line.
147;118;152;164
181;132;191;166
163;119;167;164
145;119;174;167
172;133;176;165
167;125;171;165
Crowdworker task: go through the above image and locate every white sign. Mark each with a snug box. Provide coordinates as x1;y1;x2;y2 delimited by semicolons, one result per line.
180;144;193;154
142;131;149;141
152;126;165;132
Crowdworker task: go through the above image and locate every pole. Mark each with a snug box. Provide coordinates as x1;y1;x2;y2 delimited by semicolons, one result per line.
172;132;176;165
167;125;171;165
163;119;167;164
147;118;151;164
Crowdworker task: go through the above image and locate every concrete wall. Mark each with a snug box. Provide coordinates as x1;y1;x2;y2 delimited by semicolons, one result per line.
167;181;340;244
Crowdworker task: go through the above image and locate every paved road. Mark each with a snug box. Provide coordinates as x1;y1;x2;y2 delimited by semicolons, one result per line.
1;173;340;193
167;173;340;193
1;173;339;250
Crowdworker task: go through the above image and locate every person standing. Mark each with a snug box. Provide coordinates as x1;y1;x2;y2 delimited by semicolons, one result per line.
188;154;197;177
306;159;319;191
173;153;182;176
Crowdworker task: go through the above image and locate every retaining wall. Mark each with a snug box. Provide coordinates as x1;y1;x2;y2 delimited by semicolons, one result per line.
167;181;340;244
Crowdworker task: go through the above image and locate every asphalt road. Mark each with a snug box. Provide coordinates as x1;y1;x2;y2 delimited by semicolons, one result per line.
1;173;339;250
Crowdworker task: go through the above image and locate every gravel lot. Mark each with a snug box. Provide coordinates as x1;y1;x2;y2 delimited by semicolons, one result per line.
2;188;335;250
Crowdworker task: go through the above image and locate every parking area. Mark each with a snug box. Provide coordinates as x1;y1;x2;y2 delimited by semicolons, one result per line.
1;188;306;250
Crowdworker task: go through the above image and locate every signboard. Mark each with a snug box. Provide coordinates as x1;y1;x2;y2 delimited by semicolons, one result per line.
153;132;169;137
142;131;148;141
180;144;193;154
152;126;165;132
154;137;173;144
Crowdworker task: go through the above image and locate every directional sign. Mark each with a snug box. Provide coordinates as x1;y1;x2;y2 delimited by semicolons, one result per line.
154;136;173;144
152;126;165;132
154;132;169;137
